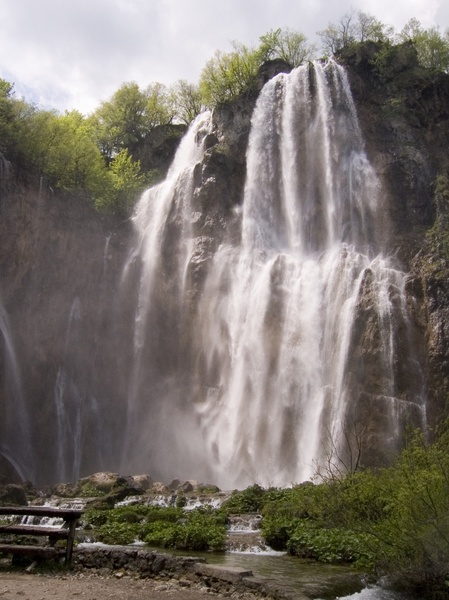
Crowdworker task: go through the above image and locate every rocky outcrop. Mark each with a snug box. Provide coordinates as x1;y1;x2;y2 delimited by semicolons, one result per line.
131;124;187;177
339;42;449;434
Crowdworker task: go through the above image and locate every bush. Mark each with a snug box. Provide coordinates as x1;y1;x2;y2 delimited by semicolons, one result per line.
222;484;278;514
143;510;226;552
84;504;226;551
287;522;378;566
371;426;449;594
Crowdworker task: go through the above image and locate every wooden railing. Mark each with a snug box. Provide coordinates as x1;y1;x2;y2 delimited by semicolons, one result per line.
0;506;84;563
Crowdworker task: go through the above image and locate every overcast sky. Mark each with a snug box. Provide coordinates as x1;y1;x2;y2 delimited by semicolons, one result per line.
0;0;448;115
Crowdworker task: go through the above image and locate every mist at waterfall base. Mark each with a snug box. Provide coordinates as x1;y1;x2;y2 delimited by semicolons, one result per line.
0;60;426;488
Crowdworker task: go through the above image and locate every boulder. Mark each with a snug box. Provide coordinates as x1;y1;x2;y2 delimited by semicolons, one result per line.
0;483;28;506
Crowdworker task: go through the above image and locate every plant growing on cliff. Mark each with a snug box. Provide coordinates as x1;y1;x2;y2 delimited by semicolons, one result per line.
317;10;393;56
258;28;315;67
199;43;261;107
200;28;314;108
95;148;147;214
171;80;204;125
398;19;449;73
90;81;175;160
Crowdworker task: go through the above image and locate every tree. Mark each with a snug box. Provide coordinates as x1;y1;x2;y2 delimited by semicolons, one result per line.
0;79;15;154
91;82;147;159
374;425;449;592
91;81;175;159
317;12;357;55
0;79;34;161
171;80;203;125
356;12;393;42
398;19;449;72
258;28;315;67
200;43;261;107
97;148;146;214
200;28;312;108
317;11;393;56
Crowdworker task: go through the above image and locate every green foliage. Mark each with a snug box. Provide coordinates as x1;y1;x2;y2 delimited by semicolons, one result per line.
372;426;449;594
258;28;315;67
95;148;146;214
258;422;449;595
0;79;19;155
171;80;204;125
200;43;261;107
84;504;226;552
199;28;313;108
144;510;226;552
398;19;449;73
221;484;272;514
287;522;378;566
91;81;175;159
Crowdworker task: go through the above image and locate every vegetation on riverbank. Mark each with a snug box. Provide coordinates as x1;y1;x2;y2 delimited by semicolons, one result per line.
78;420;449;599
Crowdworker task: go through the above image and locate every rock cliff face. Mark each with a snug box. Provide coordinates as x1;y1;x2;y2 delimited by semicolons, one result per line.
0;46;448;485
340;42;449;435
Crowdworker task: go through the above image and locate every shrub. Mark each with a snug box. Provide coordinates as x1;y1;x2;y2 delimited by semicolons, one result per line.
287;522;378;566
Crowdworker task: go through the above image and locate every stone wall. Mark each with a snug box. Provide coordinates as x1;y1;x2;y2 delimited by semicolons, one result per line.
73;546;304;599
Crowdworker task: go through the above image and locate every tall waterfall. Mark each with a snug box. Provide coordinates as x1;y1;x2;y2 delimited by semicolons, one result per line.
123;60;425;488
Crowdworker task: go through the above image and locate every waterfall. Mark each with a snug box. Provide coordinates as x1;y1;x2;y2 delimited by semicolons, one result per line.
121;59;425;489
194;61;425;487
119;112;215;479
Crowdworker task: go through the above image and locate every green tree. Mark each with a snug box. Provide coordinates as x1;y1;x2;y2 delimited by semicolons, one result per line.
317;11;393;55
171;79;203;125
0;78;15;154
91;81;175;159
200;43;261;107
0;79;34;161
258;28;315;66
373;426;449;593
398;19;449;72
200;29;313;108
96;148;146;213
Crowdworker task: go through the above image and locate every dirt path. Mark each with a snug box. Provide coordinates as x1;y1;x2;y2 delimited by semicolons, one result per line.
0;572;235;600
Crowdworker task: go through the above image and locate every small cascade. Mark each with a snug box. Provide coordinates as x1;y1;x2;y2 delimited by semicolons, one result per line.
226;514;278;554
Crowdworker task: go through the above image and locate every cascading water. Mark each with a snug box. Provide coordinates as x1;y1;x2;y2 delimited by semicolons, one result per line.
122;59;425;488
194;61;425;487
119;112;215;478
